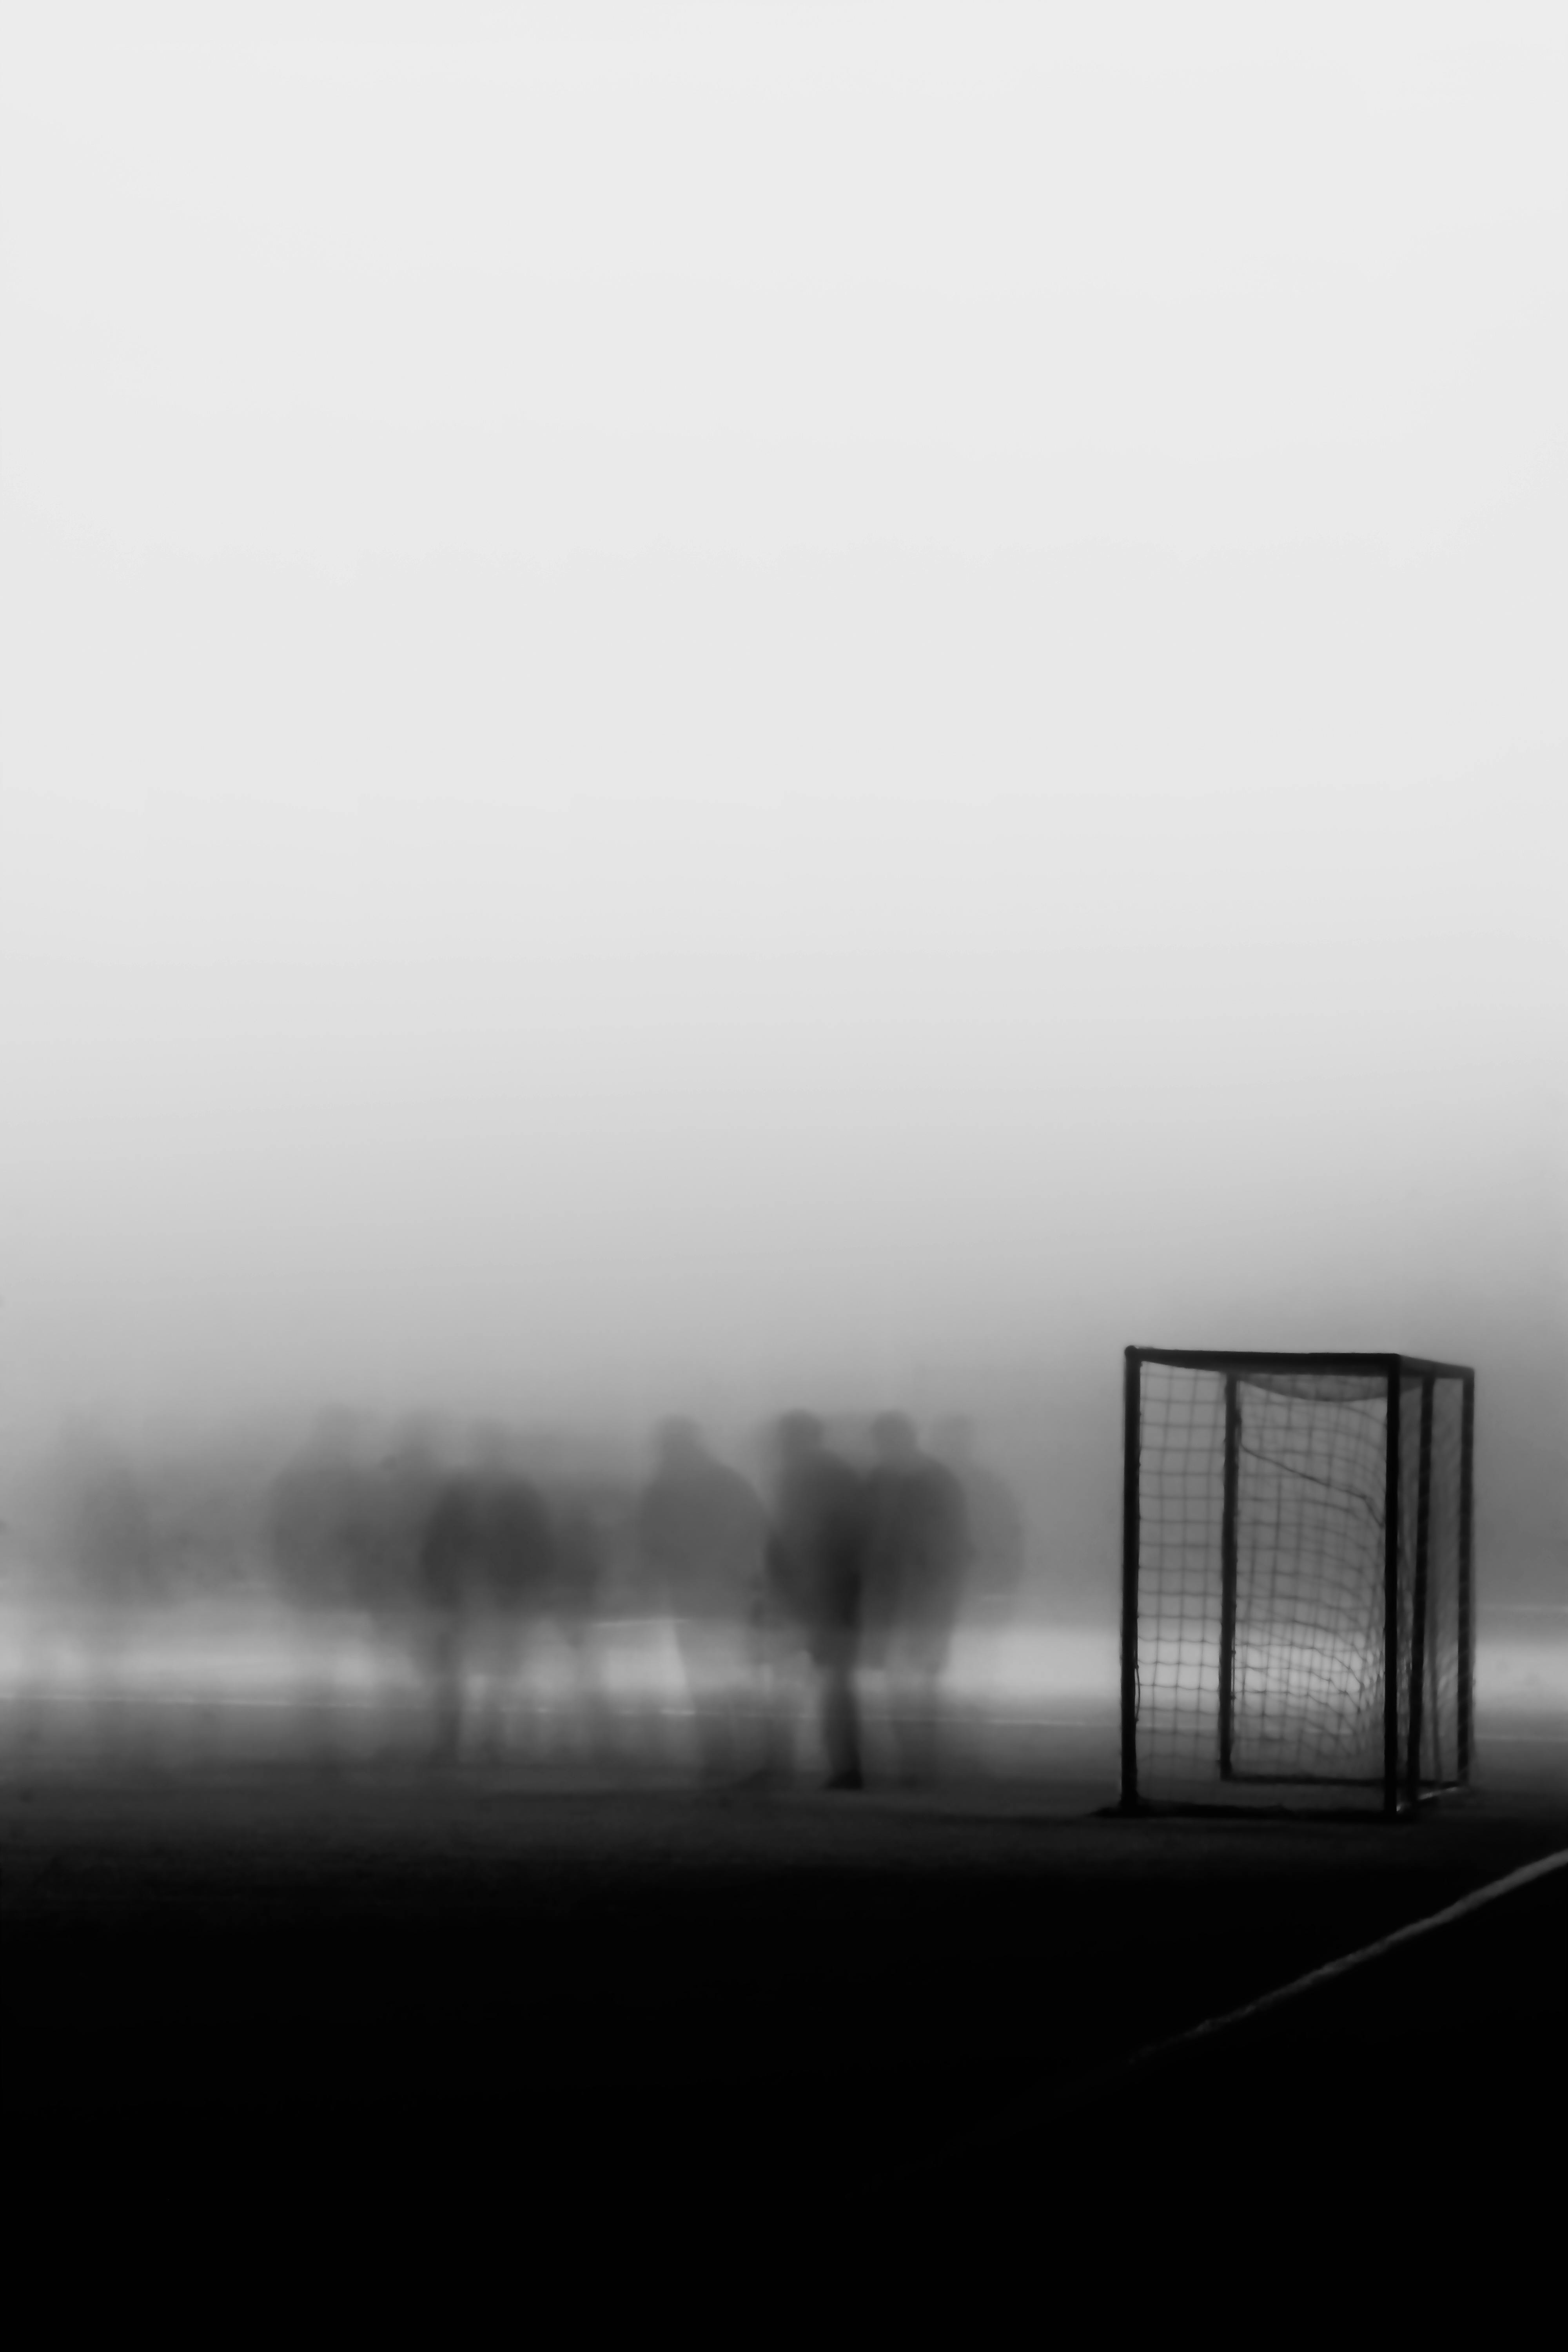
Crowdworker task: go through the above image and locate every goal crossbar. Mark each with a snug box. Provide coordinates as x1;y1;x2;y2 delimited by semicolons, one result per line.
1131;1348;1472;1383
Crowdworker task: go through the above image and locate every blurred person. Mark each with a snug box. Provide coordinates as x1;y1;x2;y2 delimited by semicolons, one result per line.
862;1413;971;1785
637;1417;769;1784
38;1423;162;1753
416;1441;484;1766
364;1417;441;1615
53;1419;160;1617
269;1410;368;1615
768;1412;868;1791
7;1422;164;1771
933;1417;1027;1623
354;1416;445;1757
144;1439;259;1601
269;1408;379;1764
544;1463;628;1765
468;1421;556;1759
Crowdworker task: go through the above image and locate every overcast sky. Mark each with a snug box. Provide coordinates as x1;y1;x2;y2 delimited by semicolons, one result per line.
2;5;1564;1573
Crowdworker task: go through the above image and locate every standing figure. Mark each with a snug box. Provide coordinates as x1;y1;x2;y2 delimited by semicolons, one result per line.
862;1413;971;1784
768;1412;868;1791
544;1463;624;1764
637;1418;769;1784
416;1452;482;1766
43;1421;160;1765
269;1410;372;1766
933;1417;1026;1624
269;1413;359;1615
469;1422;556;1760
354;1417;443;1760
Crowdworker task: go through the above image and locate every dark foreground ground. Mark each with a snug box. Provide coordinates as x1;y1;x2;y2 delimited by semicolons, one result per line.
4;1720;1564;2318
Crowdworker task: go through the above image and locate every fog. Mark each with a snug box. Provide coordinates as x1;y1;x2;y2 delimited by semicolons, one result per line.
3;5;1564;1643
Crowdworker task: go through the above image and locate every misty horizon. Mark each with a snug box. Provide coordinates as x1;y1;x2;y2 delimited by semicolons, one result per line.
4;10;1564;1612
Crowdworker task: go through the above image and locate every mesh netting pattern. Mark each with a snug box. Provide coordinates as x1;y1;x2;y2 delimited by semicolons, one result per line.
1129;1358;1468;1801
1131;1366;1229;1782
1230;1381;1387;1779
1397;1375;1465;1786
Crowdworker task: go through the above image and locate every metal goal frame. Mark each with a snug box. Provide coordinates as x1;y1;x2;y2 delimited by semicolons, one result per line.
1121;1348;1475;1818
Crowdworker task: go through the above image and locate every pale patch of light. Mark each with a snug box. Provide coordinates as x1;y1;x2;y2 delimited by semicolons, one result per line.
0;1590;1562;1770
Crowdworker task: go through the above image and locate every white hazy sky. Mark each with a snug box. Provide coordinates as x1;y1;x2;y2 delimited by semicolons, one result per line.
2;5;1564;1571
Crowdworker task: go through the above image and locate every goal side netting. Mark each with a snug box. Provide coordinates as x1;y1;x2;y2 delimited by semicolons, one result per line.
1120;1350;1474;1813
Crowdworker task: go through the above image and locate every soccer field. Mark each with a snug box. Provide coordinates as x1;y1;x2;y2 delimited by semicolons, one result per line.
5;1581;1562;2309
6;1748;1563;2283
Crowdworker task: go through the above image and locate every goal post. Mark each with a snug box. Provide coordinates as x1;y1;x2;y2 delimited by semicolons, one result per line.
1120;1349;1475;1816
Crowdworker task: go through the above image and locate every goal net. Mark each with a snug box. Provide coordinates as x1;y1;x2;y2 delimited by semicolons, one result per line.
1121;1350;1474;1813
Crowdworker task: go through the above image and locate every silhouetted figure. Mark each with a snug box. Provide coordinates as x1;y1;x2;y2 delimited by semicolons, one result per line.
269;1411;368;1615
269;1410;385;1764
637;1418;769;1783
352;1416;441;1746
417;1456;482;1764
54;1421;159;1616
548;1472;618;1644
515;1467;601;1760
934;1416;1026;1621
768;1413;868;1790
862;1413;971;1784
468;1423;556;1757
43;1423;160;1754
142;1436;260;1602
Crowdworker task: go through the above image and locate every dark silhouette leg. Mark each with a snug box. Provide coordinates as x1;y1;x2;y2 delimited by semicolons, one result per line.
820;1632;863;1788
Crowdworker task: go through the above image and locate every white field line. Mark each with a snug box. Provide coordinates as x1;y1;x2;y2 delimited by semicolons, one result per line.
1127;1843;1568;2065
922;1842;1568;2174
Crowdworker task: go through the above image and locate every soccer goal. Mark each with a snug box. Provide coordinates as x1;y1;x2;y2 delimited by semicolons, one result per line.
1121;1350;1474;1816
